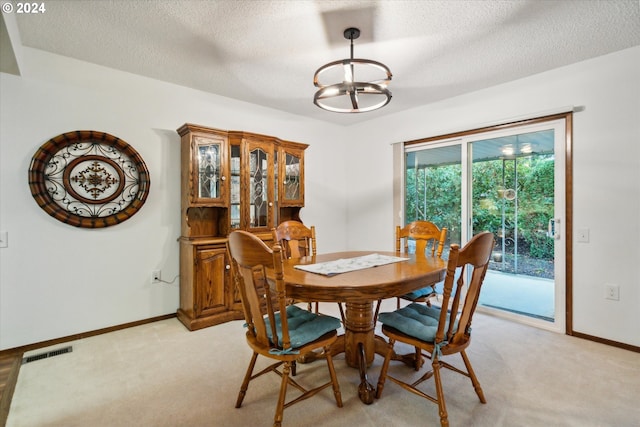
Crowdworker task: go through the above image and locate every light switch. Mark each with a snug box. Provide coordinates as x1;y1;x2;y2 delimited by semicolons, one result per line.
0;231;7;248
576;228;589;243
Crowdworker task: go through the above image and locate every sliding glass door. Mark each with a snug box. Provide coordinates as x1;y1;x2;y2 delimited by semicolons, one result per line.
405;142;462;251
404;119;566;332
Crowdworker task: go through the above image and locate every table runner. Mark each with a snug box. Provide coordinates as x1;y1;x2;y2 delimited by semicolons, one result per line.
294;253;408;276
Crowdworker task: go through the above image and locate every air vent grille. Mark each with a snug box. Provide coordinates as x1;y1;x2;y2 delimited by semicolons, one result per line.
22;346;73;364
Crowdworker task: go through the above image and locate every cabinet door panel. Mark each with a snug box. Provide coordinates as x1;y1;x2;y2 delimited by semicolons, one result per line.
195;248;227;317
191;134;228;206
279;146;305;206
243;140;275;231
229;144;241;230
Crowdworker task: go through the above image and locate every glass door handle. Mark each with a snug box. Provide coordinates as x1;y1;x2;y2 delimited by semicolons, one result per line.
548;218;561;240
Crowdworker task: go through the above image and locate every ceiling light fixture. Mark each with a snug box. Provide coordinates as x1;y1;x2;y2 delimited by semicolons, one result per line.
313;27;392;113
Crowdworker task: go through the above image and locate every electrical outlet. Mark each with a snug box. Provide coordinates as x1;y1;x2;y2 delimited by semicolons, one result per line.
151;270;161;284
605;284;619;301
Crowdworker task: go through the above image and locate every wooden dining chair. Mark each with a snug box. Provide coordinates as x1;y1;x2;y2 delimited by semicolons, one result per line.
227;230;343;427
272;220;345;322
373;221;447;323
375;231;495;427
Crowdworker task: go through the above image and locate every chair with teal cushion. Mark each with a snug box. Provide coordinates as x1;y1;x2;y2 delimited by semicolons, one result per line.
395;221;448;308
373;221;448;323
375;231;495;427
273;220;346;323
265;304;342;348
377;303;459;343
227;230;343;427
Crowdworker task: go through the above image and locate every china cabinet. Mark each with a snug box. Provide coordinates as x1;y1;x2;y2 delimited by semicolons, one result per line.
176;124;308;330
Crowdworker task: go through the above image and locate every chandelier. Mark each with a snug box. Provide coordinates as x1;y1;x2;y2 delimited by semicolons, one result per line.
313;27;392;113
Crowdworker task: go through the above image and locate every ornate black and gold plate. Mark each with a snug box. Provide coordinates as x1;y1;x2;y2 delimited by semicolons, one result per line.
29;130;151;228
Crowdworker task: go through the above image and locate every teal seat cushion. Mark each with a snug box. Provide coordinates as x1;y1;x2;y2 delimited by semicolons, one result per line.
265;305;341;349
401;285;437;301
378;303;457;343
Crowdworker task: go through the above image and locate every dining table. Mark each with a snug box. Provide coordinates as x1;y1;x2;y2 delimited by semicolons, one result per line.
273;251;447;404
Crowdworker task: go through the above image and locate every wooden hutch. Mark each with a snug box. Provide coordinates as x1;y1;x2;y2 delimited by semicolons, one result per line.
176;123;308;330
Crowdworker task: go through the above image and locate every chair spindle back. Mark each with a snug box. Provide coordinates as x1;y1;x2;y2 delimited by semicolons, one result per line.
396;221;447;258
272;220;316;259
436;231;495;347
227;230;291;351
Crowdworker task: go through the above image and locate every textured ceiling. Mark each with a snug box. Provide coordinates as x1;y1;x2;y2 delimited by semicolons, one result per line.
3;0;640;126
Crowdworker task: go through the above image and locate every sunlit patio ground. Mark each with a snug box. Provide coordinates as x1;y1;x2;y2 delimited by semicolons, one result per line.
478;270;555;320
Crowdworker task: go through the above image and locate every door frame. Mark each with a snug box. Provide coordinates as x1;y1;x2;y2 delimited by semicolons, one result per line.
395;112;573;334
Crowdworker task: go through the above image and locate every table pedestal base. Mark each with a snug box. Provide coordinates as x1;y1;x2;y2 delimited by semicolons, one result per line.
343;301;375;367
297;301;423;404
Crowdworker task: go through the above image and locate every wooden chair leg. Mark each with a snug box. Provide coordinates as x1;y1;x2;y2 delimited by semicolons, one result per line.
375;338;395;399
274;362;291;427
373;300;382;324
324;346;343;407
338;303;346;324
414;346;423;370
236;352;259;408
432;358;449;427
460;350;486;403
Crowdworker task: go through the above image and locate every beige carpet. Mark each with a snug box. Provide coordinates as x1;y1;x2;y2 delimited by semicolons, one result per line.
7;301;640;427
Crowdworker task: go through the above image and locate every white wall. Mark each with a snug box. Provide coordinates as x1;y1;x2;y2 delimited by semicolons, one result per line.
344;46;640;347
0;48;349;349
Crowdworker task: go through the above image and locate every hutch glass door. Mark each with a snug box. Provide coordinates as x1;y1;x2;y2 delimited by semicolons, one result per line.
247;143;274;230
283;151;301;202
194;136;226;204
230;145;241;229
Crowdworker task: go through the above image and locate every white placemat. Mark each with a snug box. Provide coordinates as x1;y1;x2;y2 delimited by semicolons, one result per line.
293;253;408;276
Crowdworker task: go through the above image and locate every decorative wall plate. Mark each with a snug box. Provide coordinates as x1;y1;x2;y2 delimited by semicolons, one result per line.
29;130;151;228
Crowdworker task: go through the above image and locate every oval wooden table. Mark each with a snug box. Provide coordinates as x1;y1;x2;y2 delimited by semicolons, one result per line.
277;251;446;404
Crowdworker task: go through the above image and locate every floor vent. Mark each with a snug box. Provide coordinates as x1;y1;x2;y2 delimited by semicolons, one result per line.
22;346;73;364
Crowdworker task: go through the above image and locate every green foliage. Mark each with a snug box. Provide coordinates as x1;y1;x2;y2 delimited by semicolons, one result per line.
516;158;554;258
406;154;555;261
406;164;462;245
